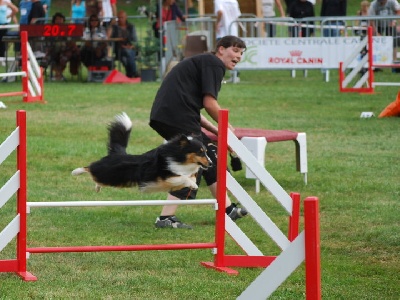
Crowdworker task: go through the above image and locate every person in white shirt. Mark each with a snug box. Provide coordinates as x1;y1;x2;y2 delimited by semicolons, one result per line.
262;0;285;37
369;0;400;61
214;0;241;39
0;0;18;58
102;0;112;27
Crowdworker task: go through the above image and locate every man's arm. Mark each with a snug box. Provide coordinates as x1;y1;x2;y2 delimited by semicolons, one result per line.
202;94;234;133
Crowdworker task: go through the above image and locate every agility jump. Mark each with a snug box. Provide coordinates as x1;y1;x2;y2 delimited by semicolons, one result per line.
339;26;400;93
0;31;44;103
0;110;320;299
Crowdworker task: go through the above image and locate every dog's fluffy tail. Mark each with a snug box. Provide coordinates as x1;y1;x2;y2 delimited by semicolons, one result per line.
71;167;87;176
107;112;132;155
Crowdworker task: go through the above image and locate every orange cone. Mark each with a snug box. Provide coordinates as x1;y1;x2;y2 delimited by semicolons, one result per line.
103;70;141;84
378;91;400;117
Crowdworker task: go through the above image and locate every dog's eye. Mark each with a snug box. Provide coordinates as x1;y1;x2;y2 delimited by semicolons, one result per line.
197;148;206;156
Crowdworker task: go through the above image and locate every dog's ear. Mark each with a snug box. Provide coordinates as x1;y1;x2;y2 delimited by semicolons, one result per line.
178;135;191;147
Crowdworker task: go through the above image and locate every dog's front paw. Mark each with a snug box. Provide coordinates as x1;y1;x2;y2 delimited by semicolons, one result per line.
188;181;198;190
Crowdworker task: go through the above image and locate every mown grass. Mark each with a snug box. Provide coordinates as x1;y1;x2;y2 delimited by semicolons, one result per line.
0;68;399;299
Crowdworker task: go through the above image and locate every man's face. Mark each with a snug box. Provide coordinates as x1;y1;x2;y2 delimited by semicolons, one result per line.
117;12;127;25
217;46;244;70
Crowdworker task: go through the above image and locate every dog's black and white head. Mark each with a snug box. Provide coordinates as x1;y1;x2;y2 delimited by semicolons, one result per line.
162;134;212;176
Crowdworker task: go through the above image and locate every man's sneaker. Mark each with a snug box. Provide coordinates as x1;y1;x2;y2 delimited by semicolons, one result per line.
155;216;193;229
228;203;248;221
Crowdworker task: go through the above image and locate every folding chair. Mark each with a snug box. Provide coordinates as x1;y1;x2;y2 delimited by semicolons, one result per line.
184;35;208;58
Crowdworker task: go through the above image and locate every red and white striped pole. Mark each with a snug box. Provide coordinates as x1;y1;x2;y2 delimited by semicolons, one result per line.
288;192;301;242
16;110;37;281
214;109;229;268
304;196;321;300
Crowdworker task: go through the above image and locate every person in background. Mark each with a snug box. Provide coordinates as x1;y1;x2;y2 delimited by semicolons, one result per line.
187;0;198;16
107;10;138;78
111;0;117;17
40;0;50;20
4;0;18;24
86;0;102;18
320;0;347;37
18;0;32;25
45;12;81;80
102;0;116;27
0;0;18;60
80;14;108;68
149;35;248;229
214;0;241;39
284;0;295;13
28;0;45;24
355;0;370;36
288;0;315;37
71;0;86;24
262;0;285;37
153;0;185;38
369;0;400;62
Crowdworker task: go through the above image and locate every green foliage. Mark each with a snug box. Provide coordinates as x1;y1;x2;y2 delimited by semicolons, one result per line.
137;0;160;69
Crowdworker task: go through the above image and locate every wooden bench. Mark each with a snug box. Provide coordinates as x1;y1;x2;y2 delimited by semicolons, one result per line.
202;128;308;192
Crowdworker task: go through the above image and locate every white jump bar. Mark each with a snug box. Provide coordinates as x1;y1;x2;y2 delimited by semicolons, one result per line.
27;199;217;209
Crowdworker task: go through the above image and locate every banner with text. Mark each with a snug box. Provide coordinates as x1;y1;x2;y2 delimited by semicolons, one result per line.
238;36;393;69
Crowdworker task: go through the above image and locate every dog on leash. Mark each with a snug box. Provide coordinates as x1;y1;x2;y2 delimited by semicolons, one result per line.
71;112;211;193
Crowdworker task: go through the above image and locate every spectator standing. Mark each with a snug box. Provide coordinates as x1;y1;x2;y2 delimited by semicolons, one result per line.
320;0;347;37
369;0;400;61
28;0;45;24
0;0;18;59
284;0;295;13
261;0;285;37
102;0;117;27
19;0;32;25
40;0;51;20
149;35;248;229
86;0;102;18
288;0;315;37
107;10;138;78
80;14;108;67
4;0;18;24
45;12;81;80
187;0;198;16
154;0;185;39
355;0;370;36
111;0;117;17
71;0;86;24
214;0;241;39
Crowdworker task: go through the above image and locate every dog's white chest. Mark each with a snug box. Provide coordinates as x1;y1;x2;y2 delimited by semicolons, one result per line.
167;160;199;175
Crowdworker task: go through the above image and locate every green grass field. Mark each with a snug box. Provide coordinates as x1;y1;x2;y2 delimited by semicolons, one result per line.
0;68;399;299
0;1;399;299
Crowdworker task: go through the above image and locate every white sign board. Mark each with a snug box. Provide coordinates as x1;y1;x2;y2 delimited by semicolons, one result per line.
238;36;393;69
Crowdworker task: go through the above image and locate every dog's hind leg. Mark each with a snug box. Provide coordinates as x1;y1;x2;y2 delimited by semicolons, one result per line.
95;184;102;192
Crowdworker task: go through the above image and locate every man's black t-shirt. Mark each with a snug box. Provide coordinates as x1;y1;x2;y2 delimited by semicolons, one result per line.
28;2;45;24
150;53;226;136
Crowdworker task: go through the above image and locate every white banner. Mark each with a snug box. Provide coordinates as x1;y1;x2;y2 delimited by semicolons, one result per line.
238;36;393;69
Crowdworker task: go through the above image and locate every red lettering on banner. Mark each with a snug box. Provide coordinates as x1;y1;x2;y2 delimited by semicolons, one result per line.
268;57;323;65
297;58;323;64
269;57;294;63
